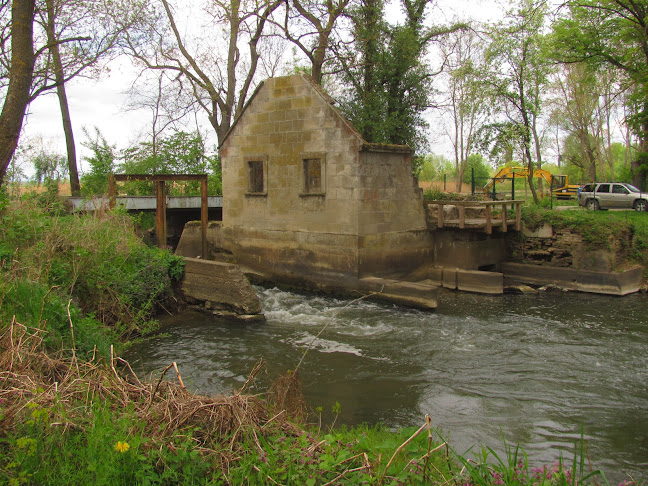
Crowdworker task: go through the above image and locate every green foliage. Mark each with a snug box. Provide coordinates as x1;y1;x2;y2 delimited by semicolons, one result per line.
338;0;464;152
0;277;110;359
31;149;68;199
0;402;212;486
454;434;608;486
120;131;221;196
227;423;454;485
551;0;648;188
0;201;185;341
80;127;116;196
521;205;648;257
423;188;463;201
464;154;491;184
417;153;453;181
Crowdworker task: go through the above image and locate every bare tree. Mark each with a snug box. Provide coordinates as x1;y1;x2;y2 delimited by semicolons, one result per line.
275;0;351;84
125;70;199;156
122;0;283;146
32;0;141;195
440;28;489;192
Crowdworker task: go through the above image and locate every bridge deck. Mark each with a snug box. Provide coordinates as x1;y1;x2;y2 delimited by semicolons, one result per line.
426;199;524;234
437;217;519;230
67;196;223;212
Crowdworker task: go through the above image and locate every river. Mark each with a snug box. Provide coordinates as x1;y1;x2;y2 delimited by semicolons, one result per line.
124;287;648;483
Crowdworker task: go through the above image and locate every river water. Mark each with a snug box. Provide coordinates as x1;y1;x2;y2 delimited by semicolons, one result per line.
124;287;648;483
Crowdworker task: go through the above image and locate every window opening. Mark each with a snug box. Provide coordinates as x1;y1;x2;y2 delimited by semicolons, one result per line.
303;158;322;193
248;160;264;194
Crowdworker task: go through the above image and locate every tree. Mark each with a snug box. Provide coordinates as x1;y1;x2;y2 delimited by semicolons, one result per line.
41;0;80;195
1;0;140;194
440;29;489;192
552;0;648;189
125;70;199;157
37;0;141;196
0;0;36;189
120;130;221;195
122;0;282;146
549;62;621;181
32;143;68;197
80;126;116;196
277;0;351;84
462;153;490;185
482;0;551;203
337;0;465;152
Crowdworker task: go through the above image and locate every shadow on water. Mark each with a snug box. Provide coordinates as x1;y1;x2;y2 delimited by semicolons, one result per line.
124;287;648;483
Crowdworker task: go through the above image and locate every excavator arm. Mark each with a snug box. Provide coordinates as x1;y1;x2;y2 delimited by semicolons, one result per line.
484;167;568;191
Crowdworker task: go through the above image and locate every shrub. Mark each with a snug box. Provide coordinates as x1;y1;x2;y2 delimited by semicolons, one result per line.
0;201;185;341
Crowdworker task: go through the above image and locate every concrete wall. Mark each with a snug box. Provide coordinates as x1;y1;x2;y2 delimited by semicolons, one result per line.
181;257;262;316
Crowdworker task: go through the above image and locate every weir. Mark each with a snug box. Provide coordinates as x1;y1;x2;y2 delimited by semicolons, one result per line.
173;73;641;308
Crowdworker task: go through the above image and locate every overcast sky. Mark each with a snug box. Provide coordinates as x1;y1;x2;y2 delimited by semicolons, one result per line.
17;0;506;176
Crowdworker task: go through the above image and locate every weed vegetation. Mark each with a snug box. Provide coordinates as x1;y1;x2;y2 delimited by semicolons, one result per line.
521;204;648;269
0;196;635;485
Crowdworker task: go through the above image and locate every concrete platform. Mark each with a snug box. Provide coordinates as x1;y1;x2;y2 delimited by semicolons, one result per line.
357;277;438;309
181;257;263;319
502;262;642;295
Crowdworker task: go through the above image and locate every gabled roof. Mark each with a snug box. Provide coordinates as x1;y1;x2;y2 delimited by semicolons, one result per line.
218;74;411;154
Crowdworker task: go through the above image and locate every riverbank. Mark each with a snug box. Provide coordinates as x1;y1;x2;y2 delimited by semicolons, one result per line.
0;313;613;485
515;204;648;281
0;199;638;484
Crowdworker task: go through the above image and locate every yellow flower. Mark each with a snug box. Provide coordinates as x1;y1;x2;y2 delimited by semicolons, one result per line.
114;441;130;453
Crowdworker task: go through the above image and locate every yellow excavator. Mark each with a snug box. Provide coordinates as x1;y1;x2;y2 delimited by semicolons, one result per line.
484;167;580;200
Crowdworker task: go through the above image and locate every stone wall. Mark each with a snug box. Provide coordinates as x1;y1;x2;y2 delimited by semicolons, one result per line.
508;224;632;272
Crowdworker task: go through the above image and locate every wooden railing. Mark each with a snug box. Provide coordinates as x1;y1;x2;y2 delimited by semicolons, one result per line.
426;200;524;234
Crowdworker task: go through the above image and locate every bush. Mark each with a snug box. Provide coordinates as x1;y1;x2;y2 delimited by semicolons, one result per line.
0;201;185;341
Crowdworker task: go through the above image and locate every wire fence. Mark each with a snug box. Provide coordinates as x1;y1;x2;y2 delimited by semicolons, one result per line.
420;173;565;202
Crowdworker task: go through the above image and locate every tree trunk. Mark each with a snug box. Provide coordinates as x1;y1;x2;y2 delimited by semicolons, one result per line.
0;0;36;188
45;0;80;196
633;118;648;190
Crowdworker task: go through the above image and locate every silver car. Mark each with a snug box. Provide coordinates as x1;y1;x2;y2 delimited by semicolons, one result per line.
578;182;648;211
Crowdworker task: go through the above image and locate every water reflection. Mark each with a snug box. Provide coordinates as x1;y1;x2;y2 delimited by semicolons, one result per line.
124;288;648;483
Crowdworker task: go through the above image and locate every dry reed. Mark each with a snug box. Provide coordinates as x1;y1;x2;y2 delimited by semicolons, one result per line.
0;318;303;465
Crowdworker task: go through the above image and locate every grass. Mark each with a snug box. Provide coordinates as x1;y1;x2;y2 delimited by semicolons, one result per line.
0;198;185;347
522;204;648;253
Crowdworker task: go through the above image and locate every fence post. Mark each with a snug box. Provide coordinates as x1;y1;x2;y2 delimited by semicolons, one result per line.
511;175;515;201
550;175;553;210
471;168;475;195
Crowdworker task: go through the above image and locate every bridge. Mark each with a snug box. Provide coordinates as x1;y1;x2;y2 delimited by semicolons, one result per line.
426;200;524;234
66;195;223;212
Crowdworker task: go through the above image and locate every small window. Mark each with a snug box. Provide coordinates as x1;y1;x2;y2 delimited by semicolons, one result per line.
304;159;321;193
300;153;326;196
246;157;267;195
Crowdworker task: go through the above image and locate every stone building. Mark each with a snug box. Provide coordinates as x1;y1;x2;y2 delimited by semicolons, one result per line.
177;74;510;306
